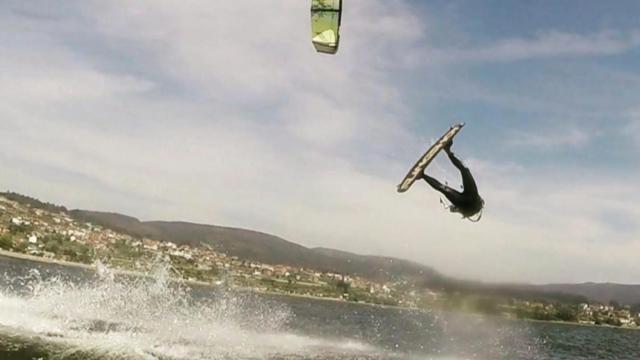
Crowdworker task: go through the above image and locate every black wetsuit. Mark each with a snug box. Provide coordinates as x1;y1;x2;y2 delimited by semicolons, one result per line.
422;149;483;217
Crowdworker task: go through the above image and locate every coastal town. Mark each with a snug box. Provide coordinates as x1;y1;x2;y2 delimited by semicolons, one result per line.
1;192;639;328
0;192;410;306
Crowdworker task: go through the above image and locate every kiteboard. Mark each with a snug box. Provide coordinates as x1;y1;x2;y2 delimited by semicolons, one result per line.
397;123;465;193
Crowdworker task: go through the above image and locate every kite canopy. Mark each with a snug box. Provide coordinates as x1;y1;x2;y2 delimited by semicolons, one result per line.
310;0;342;54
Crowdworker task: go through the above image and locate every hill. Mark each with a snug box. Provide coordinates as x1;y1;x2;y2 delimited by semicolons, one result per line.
63;212;640;305
61;211;602;304
3;191;639;305
535;283;640;306
68;210;443;282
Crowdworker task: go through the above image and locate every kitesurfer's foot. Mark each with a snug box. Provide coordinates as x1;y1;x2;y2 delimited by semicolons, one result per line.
443;139;453;153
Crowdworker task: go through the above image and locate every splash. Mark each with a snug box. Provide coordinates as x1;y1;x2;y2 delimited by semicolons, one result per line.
0;259;548;359
0;260;364;359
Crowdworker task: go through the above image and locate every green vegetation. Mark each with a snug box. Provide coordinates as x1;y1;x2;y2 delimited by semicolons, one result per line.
9;222;33;235
13;240;27;252
334;278;350;294
1;192;68;213
0;234;14;250
41;234;94;264
109;239;143;260
179;266;218;282
0;233;27;252
555;305;578;322
251;276;400;306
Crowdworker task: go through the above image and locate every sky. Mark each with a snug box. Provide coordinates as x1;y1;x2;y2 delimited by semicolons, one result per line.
1;0;640;284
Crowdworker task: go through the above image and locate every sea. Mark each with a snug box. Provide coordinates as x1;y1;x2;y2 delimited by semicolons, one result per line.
0;255;638;360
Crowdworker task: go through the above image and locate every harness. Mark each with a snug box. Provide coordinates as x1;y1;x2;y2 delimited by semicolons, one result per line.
466;209;483;222
439;197;484;222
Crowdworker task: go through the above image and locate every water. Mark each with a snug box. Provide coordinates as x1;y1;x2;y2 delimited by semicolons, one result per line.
0;255;639;360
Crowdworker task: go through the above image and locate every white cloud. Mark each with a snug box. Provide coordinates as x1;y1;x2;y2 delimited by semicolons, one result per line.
1;1;640;284
0;50;152;103
423;30;640;65
0;0;424;232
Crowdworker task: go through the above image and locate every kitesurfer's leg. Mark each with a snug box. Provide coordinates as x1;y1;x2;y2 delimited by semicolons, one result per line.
444;147;478;195
422;174;464;205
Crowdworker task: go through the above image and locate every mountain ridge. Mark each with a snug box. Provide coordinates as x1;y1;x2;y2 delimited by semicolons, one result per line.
68;209;443;282
2;191;639;305
65;210;640;305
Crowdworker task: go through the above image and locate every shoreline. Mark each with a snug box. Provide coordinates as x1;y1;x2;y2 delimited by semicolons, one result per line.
1;249;638;331
0;249;213;288
256;288;420;311
0;249;405;310
515;317;640;331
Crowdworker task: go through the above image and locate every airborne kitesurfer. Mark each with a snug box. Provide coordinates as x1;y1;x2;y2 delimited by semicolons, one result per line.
418;140;484;220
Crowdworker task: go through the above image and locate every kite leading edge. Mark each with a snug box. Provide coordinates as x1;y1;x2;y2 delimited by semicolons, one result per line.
311;0;342;54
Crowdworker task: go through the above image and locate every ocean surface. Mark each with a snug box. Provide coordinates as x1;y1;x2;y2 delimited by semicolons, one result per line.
0;255;639;360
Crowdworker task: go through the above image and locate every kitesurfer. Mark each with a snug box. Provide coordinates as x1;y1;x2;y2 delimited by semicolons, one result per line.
418;140;484;219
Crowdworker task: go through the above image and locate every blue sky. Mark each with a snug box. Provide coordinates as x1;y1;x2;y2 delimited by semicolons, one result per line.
1;0;639;283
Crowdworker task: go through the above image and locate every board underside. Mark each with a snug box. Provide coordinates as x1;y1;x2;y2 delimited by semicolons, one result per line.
397;124;464;193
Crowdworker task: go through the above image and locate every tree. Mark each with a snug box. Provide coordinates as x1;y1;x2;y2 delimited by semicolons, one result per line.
9;222;32;235
555;305;577;322
0;234;14;250
335;279;350;294
0;192;67;213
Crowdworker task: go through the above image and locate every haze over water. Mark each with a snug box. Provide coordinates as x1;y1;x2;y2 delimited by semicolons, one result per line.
1;256;639;360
